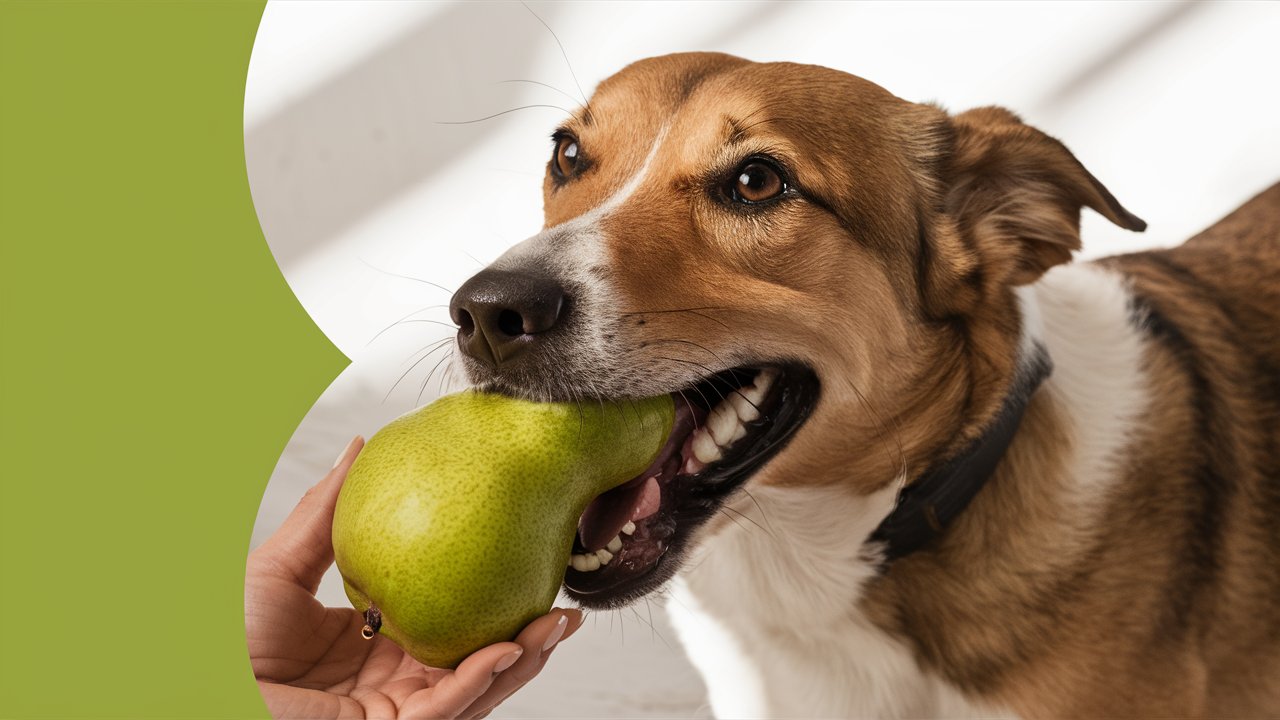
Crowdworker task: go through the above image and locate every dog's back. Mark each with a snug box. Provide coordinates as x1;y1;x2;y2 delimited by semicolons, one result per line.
1098;183;1280;713
1110;182;1280;366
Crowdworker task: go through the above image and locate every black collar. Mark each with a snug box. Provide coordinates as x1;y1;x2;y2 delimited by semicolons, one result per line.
869;345;1052;565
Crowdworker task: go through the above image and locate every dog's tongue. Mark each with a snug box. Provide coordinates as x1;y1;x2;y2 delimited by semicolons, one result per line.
577;397;699;552
577;474;661;551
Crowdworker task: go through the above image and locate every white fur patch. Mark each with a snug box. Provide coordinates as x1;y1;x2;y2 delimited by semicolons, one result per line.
1017;262;1150;517
561;123;671;233
494;123;669;271
668;484;1008;719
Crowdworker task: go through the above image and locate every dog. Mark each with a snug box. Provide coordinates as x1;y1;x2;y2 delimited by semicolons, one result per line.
446;53;1280;717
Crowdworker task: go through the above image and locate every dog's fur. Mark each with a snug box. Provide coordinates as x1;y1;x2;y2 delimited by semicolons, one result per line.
458;53;1280;717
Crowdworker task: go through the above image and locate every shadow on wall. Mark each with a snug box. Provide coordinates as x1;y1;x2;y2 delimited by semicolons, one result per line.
245;1;788;275
1034;0;1204;116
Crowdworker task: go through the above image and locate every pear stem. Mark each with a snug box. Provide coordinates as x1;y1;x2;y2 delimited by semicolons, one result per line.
361;605;382;640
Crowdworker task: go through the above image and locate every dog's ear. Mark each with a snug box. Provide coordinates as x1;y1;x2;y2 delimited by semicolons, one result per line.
938;106;1145;291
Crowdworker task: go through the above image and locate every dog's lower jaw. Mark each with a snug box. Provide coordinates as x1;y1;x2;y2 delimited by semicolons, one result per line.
666;484;1011;719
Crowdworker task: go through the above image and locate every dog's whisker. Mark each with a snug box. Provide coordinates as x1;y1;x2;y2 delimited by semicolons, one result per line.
727;386;765;415
690;363;750;406
434;104;576;126
650;355;721;408
496;78;582;107
641;338;729;369
520;1;593;121
621;306;730;314
398;337;452;367
722;502;775;540
684;309;733;330
717;507;756;539
730;105;775;142
383;342;451;404
620;306;730;316
609;607;625;646
841;376;908;483
626;346;769;423
625;396;646;429
366;305;453;347
359;259;456;295
443;350;460;395
740;488;777;534
392;318;459;332
418;349;456;407
644;598;667;649
400;339;451;372
674;389;699;430
732;114;778;142
574;386;587;443
628;601;675;652
631;349;767;414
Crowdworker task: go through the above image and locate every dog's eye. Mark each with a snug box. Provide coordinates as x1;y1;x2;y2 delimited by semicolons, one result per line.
552;135;580;179
730;160;786;204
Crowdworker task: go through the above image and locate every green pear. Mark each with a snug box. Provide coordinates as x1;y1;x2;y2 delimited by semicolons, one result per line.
332;391;674;669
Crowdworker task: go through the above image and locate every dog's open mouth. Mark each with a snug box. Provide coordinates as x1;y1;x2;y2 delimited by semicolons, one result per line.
563;364;819;608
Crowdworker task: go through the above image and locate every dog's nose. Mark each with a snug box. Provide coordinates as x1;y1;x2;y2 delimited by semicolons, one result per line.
449;268;567;368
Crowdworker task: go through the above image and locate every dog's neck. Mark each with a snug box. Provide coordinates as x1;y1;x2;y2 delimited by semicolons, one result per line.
668;263;1149;719
869;343;1053;563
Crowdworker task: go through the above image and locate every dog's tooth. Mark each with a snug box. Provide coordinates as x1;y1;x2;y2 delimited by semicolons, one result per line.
583;554;601;571
730;422;747;442
729;392;760;422
742;374;776;404
692;429;722;463
683;455;707;475
596;548;613;565
608;535;624;552
708;403;738;446
756;368;779;389
571;554;590;572
621;521;636;536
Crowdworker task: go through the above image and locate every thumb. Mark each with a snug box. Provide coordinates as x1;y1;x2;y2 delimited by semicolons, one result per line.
252;436;363;594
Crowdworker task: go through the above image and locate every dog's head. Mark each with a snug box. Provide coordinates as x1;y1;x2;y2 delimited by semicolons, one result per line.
448;53;1143;607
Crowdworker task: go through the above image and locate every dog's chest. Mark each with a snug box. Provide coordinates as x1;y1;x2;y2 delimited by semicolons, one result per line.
665;486;1008;719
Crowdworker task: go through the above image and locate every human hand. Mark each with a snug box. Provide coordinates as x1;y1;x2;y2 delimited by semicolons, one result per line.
246;436;585;719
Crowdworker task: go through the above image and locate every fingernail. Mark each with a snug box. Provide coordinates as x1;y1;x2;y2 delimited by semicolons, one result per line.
493;648;522;674
541;614;568;652
332;436;362;468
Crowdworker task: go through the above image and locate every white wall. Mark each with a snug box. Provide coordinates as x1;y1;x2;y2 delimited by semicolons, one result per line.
245;2;1280;717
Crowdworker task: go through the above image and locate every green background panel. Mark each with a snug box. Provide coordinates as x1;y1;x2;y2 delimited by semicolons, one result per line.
0;2;345;717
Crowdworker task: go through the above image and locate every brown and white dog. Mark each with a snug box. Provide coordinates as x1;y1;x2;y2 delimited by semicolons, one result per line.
447;53;1280;718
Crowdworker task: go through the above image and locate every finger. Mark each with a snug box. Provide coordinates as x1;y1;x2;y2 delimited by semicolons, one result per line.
461;609;584;718
464;610;586;718
406;642;523;719
251;436;364;593
558;608;587;643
